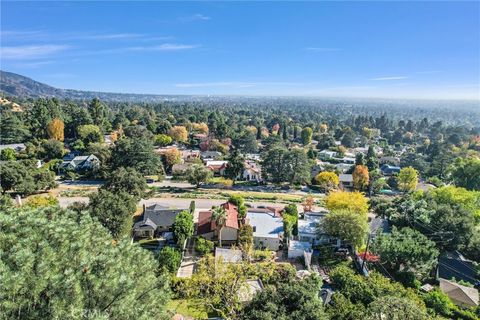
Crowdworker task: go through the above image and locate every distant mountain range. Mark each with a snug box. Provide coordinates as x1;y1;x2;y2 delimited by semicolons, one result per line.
0;70;184;102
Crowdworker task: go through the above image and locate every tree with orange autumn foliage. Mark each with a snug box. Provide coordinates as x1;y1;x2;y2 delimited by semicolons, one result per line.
302;195;315;212
46;118;64;141
353;165;369;191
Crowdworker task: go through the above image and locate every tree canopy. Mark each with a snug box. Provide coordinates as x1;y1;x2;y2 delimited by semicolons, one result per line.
0;206;170;320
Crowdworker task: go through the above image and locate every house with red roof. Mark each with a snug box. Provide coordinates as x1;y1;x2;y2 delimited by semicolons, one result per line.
206;160;228;176
197;202;239;244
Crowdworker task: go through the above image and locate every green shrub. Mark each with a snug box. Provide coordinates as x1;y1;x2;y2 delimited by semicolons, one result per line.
195;237;214;255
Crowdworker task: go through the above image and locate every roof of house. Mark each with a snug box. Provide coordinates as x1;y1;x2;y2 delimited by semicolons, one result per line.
134;218;158;230
437;251;479;284
339;173;353;183
439;278;479;307
197;202;239;235
381;164;401;173
206;160;228;171
133;204;184;230
215;247;243;263
244;160;261;173
201;151;222;159
60;154;99;168
0;143;26;151
369;217;390;235
298;215;323;236
246;210;283;239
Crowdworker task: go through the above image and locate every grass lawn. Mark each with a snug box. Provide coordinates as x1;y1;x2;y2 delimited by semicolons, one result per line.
167;299;211;319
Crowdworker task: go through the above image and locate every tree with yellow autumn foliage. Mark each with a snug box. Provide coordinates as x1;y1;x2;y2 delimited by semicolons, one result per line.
192;122;209;134
325;190;369;216
46;118;64;141
163;148;181;171
169;126;188;143
315;171;339;192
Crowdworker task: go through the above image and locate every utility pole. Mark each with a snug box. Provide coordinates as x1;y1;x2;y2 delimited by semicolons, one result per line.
361;233;372;272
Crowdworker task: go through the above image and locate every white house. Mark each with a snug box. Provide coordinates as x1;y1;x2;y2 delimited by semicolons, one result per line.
59;154;100;173
299;211;340;246
318;150;338;160
242;160;262;181
246;209;283;251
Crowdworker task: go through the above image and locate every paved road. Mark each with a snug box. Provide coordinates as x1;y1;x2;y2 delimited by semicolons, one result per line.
58;196;295;211
57;178;195;189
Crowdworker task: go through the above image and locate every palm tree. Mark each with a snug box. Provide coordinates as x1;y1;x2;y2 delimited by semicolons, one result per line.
212;206;227;247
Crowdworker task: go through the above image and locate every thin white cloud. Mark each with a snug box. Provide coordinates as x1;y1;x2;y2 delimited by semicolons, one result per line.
305;47;341;52
370;76;408;81
9;60;55;68
179;14;211;22
75;43;200;56
150;43;199;51
0;45;71;60
73;33;144;40
1;30;170;42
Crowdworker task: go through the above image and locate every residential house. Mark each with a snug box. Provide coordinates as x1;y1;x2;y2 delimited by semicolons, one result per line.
201;151;223;161
242;160;262;181
341;157;355;165
437;251;479;285
246;207;284;251
339;174;354;189
197;202;239;244
298;212;323;244
439;278;479;308
59;154;100;173
299;211;340;247
206;160;228;176
318;150;338;160
181;149;201;162
369;217;390;238
380;164;401;176
132;204;185;238
379;156;400;165
335;163;354;173
0;143;26;152
193;133;208;141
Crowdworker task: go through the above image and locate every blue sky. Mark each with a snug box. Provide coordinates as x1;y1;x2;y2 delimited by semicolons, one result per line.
1;1;479;100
